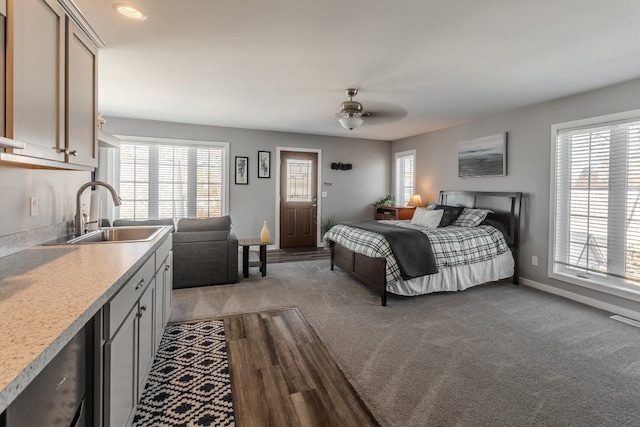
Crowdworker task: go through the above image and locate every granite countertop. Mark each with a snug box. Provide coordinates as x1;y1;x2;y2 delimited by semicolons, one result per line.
0;226;172;413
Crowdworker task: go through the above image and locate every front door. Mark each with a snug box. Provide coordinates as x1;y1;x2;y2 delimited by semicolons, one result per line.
279;151;318;248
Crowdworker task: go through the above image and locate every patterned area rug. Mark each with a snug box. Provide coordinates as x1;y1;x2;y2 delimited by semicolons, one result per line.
133;321;235;426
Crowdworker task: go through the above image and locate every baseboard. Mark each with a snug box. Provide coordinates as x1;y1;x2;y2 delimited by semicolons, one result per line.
521;277;640;322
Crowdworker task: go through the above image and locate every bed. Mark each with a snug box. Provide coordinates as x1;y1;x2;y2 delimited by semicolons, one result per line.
325;190;522;305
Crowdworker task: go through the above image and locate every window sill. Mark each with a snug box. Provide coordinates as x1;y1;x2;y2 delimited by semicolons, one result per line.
549;268;640;304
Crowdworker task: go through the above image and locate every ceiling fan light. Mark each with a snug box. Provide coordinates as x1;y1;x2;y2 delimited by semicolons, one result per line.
339;116;364;130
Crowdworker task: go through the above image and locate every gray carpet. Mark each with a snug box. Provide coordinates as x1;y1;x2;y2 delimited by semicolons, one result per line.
170;260;640;427
267;247;330;264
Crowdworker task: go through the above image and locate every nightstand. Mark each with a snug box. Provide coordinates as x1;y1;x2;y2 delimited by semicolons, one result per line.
374;206;416;220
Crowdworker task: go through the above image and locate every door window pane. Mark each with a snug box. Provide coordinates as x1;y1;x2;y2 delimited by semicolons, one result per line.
286;159;313;202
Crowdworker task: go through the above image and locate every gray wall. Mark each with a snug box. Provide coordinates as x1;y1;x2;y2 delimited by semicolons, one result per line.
103;117;391;240
392;77;640;314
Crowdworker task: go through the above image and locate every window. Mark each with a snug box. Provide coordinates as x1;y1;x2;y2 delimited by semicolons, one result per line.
285;159;313;202
394;150;415;206
550;109;640;299
116;136;229;220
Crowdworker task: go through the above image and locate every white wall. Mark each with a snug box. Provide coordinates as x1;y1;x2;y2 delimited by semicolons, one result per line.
103;117;391;240
392;76;640;315
0;167;90;236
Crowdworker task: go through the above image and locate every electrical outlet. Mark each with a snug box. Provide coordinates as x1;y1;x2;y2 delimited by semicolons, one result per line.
532;256;538;266
30;197;38;216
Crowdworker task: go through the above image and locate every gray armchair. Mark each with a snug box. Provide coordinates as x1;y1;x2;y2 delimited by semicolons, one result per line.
112;216;238;288
172;216;238;288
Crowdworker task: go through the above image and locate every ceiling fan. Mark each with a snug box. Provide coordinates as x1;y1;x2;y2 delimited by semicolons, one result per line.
336;88;369;130
334;89;409;131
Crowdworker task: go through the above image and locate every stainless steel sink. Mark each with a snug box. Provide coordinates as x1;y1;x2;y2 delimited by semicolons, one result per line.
66;226;164;244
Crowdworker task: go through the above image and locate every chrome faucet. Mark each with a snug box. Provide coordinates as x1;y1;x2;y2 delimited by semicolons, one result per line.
75;181;122;236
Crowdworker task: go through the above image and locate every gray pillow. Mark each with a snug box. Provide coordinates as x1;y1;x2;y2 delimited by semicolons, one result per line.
434;205;464;227
177;216;232;232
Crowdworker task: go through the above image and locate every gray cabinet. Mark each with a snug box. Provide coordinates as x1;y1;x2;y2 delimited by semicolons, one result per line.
103;255;154;426
66;18;98;167
163;251;173;325
104;302;138;427
4;0;98;169
137;282;155;395
154;239;173;351
154;259;166;351
102;235;172;426
6;0;65;162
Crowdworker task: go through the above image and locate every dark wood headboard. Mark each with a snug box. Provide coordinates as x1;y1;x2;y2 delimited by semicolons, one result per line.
439;190;523;283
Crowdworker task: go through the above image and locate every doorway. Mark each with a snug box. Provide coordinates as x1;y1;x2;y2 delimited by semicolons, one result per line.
278;149;320;249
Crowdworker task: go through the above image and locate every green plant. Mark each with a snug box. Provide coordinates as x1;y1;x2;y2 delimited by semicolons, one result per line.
370;194;394;207
321;213;340;237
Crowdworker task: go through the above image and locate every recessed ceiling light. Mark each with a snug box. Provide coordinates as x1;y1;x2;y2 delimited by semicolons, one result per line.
113;3;147;21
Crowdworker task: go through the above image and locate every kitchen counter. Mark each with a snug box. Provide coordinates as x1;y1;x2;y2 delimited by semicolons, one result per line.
0;226;172;413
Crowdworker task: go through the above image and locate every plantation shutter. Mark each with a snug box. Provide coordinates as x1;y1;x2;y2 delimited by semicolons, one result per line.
118;140;226;220
395;151;415;206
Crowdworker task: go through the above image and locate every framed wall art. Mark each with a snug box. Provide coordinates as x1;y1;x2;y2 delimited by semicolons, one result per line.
458;133;507;178
235;156;249;184
258;151;271;178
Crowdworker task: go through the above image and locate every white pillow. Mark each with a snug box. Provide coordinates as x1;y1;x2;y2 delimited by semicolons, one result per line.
411;208;444;229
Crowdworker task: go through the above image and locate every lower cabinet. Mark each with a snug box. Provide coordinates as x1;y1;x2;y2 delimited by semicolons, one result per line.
154;244;173;352
104;300;138;427
137;281;155;394
102;234;173;426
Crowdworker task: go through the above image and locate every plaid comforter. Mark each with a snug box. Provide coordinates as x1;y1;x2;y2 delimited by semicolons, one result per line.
324;220;510;284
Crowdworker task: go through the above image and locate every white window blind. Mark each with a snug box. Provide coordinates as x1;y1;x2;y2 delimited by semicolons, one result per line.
394;150;415;206
551;111;640;296
118;138;228;220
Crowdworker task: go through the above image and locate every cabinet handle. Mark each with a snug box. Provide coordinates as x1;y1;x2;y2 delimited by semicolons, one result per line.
137;305;147;318
135;279;145;290
55;374;68;390
165;264;171;271
62;147;78;156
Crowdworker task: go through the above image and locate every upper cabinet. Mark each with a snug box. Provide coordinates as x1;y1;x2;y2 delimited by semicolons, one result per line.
2;0;99;169
66;19;98;167
6;0;65;162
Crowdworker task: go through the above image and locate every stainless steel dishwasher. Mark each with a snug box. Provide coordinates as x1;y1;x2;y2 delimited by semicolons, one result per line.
2;325;87;426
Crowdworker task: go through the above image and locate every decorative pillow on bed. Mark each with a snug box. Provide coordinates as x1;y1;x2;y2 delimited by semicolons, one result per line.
482;213;514;245
410;208;444;228
424;202;438;211
433;205;464;227
453;208;493;227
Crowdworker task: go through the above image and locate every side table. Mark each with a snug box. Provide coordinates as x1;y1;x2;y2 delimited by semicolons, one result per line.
238;238;271;278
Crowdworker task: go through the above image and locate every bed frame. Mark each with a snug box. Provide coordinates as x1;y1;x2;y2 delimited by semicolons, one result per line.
329;190;523;306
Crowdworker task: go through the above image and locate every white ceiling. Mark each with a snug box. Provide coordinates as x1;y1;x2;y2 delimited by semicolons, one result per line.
74;0;640;141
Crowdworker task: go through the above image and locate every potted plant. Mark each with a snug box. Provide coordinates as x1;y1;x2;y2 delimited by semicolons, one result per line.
321;213;339;237
370;195;394;207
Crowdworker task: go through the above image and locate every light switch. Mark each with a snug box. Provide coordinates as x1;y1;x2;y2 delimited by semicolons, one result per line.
30;197;38;216
321;191;328;197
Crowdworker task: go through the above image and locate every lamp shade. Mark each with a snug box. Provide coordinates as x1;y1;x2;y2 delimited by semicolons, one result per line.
407;194;423;207
338;116;364;130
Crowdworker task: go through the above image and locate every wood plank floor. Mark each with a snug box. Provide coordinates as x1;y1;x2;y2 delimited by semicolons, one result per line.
225;307;379;427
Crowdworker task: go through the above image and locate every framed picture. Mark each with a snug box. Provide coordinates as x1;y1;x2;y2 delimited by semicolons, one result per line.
458;133;507;178
235;156;249;184
258;151;271;178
